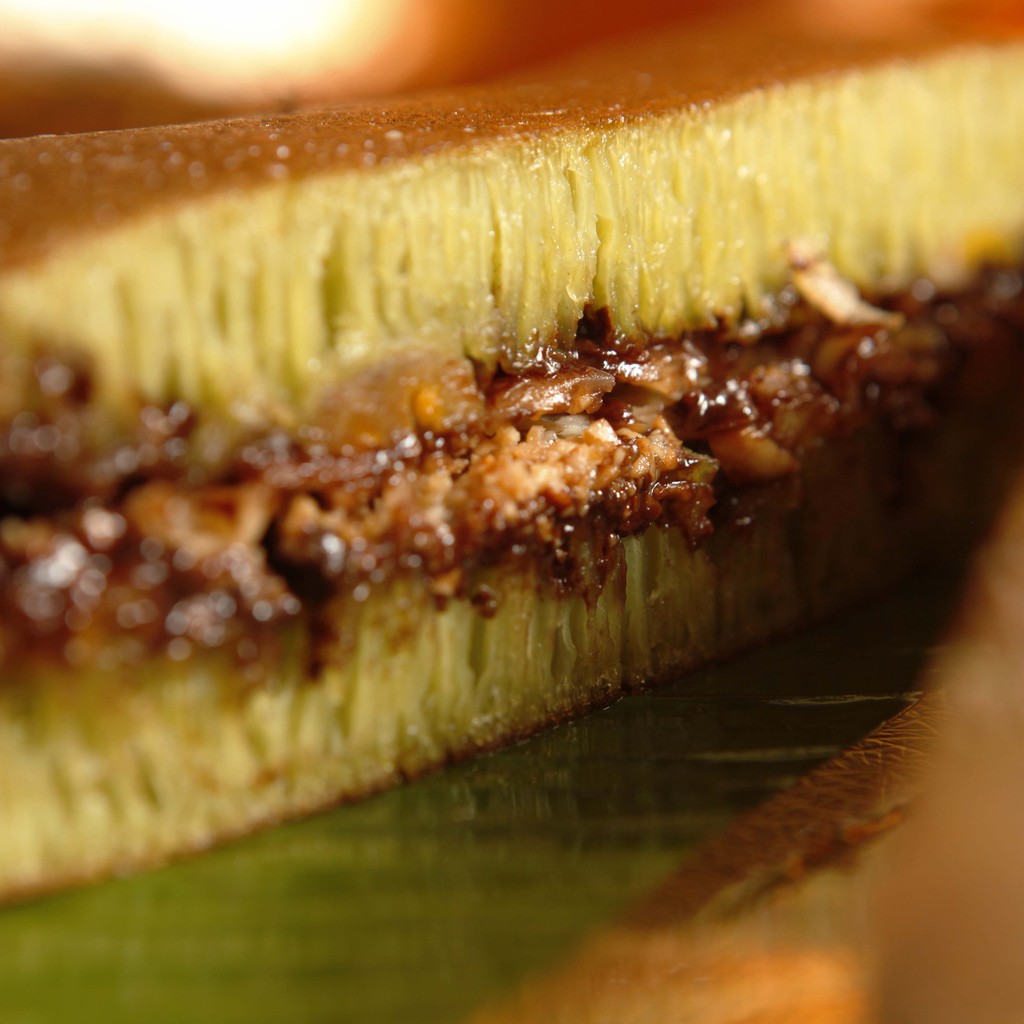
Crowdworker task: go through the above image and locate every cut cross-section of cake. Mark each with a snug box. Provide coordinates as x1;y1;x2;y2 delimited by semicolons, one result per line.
0;12;1023;900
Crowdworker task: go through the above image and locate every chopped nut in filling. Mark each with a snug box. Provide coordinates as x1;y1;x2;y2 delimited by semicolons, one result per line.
0;267;1021;675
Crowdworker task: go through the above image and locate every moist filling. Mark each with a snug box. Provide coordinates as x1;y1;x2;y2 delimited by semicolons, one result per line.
0;268;1021;674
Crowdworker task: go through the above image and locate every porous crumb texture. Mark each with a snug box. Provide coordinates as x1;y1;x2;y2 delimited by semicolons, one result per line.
0;44;1021;418
0;405;1011;902
0;452;879;896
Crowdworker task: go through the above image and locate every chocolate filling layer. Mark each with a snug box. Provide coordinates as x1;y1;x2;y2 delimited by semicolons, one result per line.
0;268;1022;675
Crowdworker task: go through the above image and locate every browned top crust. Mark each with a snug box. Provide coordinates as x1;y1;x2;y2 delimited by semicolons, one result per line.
0;12;1015;275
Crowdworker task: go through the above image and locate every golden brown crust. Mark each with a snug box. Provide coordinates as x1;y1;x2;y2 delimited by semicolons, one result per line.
0;14;1015;275
626;699;937;928
468;698;936;1024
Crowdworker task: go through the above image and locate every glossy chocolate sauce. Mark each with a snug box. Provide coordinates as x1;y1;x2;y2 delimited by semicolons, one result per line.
0;269;1020;673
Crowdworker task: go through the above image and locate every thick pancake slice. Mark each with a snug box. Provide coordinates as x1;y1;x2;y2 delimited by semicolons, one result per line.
1;16;1024;899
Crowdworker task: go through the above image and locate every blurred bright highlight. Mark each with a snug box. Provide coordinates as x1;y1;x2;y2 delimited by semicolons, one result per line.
0;0;424;98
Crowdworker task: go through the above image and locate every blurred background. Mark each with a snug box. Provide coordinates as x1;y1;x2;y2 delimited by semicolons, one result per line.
0;0;735;137
0;0;1013;139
